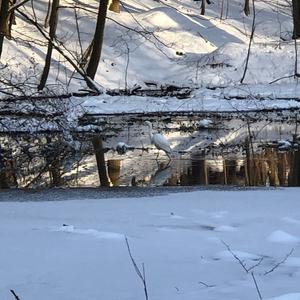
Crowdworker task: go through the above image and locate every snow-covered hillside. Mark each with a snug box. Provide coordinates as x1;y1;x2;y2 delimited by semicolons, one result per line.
0;0;297;93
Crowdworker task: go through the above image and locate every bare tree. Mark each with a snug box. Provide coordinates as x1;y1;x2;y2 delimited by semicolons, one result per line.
0;0;11;58
38;0;60;90
44;0;52;27
201;0;205;15
86;0;109;81
240;0;256;83
292;0;300;39
244;0;250;16
109;0;120;13
92;135;110;187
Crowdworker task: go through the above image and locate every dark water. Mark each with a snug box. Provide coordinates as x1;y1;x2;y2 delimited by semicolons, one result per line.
103;151;300;187
1;110;300;188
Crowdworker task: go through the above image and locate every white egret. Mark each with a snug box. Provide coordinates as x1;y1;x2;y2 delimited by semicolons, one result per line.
145;121;172;160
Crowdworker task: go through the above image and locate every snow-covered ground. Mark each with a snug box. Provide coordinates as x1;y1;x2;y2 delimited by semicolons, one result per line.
0;0;298;92
1;188;300;300
82;84;300;114
2;0;300;118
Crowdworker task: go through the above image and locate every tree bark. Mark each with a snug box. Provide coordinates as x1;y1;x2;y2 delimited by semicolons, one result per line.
200;0;205;15
0;0;9;58
17;8;101;92
86;0;109;81
240;0;256;83
0;0;4;58
92;136;110;187
293;0;300;39
0;0;10;37
109;0;120;13
44;0;52;27
244;0;250;16
107;159;121;186
0;35;3;59
38;0;59;90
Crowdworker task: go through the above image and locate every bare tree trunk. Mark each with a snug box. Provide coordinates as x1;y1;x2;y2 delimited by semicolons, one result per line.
38;0;59;90
8;0;16;34
293;0;300;39
220;0;224;20
44;0;52;27
92;136;110;187
109;0;120;13
0;35;3;59
0;0;10;59
0;0;3;55
0;147;9;188
244;137;254;186
0;0;10;36
240;0;256;83
288;150;300;186
244;0;250;16
49;159;62;186
107;159;121;186
86;0;109;81
0;147;17;188
191;155;208;185
200;0;205;15
225;160;238;184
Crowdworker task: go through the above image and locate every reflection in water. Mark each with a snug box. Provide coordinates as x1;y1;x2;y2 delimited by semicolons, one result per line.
1;111;300;188
107;159;121;186
104;149;300;187
150;163;172;186
1;143;300;188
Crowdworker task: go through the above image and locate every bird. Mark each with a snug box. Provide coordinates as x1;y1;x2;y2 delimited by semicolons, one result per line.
145;121;172;160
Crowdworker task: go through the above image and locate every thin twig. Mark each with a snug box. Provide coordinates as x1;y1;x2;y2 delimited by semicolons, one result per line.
269;74;295;84
125;237;149;300
247;256;264;272
221;240;249;273
8;0;31;12
251;272;263;300
264;248;294;275
10;290;21;300
198;281;215;288
222;240;264;273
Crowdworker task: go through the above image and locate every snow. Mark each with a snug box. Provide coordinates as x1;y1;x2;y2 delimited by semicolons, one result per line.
1;0;300;124
284;257;300;267
1;188;300;300
214;250;261;261
195;119;213;128
267;230;300;244
266;293;300;300
2;2;300;297
80;88;300;114
56;224;124;240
